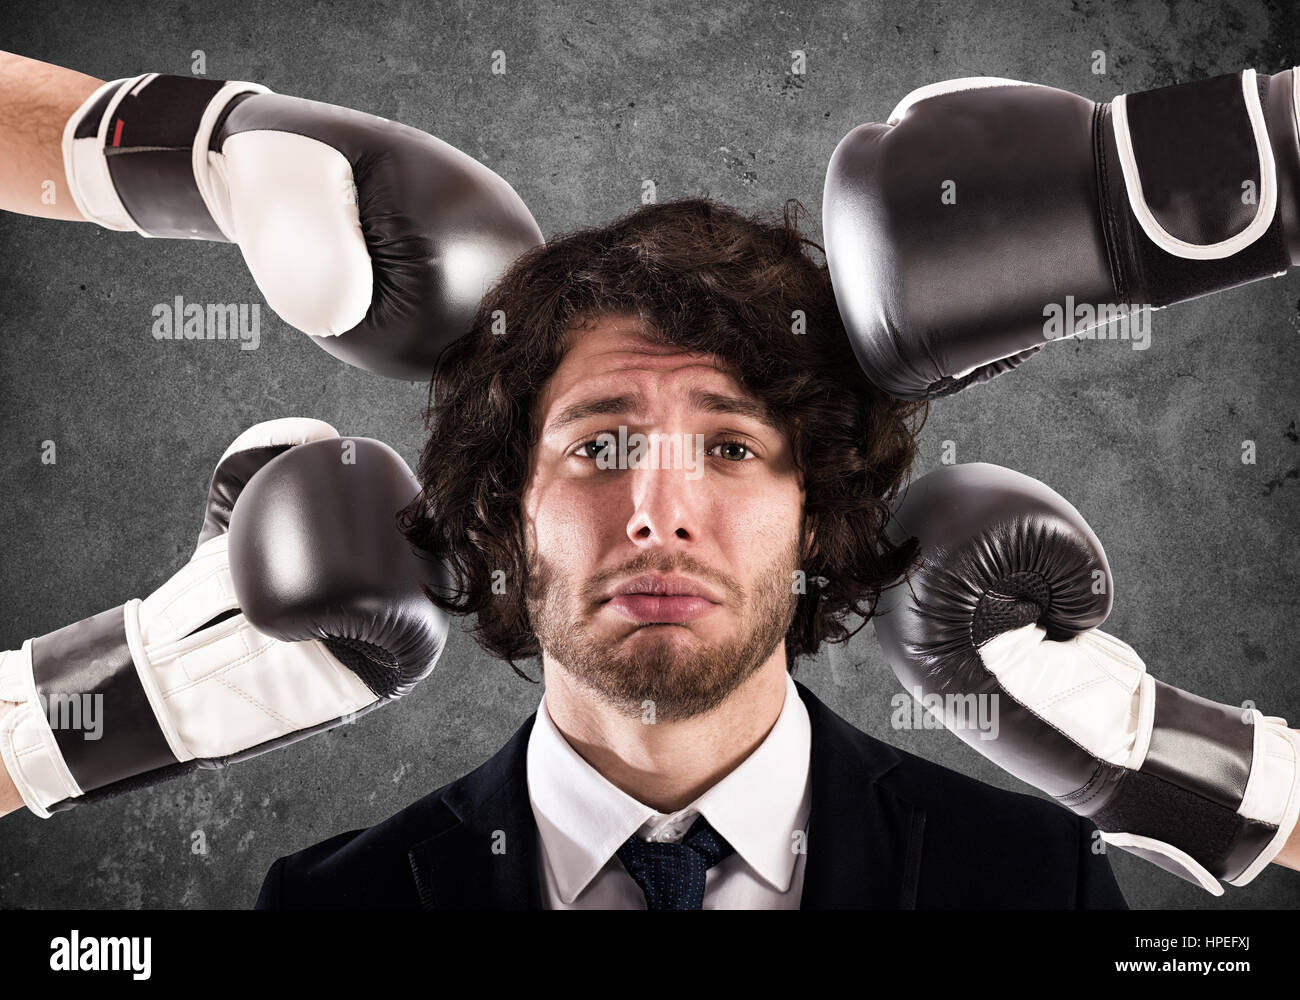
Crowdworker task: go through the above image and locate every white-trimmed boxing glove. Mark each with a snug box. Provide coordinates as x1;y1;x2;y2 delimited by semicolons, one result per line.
872;462;1300;894
0;418;448;817
824;67;1300;399
63;73;543;379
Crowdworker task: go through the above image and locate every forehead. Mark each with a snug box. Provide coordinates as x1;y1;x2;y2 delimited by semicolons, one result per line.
539;314;746;412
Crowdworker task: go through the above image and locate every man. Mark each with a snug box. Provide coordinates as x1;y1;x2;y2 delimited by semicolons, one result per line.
254;199;1130;908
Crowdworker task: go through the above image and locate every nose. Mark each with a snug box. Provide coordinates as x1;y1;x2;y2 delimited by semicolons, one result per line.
624;461;705;550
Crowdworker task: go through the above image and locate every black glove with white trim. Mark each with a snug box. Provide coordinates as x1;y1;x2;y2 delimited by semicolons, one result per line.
0;418;449;816
873;463;1300;894
63;73;543;380
824;67;1300;399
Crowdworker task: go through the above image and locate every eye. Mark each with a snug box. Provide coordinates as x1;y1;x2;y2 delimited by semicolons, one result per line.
569;431;618;457
709;439;755;462
571;435;616;460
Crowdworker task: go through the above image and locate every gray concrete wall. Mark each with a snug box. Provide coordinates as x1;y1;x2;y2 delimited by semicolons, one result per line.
0;0;1296;909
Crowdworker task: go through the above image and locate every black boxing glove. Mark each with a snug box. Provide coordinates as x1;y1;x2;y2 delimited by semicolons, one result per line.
0;418;448;816
62;73;543;379
872;463;1300;894
824;68;1300;399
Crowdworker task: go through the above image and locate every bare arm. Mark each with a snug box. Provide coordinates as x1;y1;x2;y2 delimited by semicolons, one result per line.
0;51;102;221
0;703;21;816
1271;749;1300;873
0;50;93;809
1275;834;1300;870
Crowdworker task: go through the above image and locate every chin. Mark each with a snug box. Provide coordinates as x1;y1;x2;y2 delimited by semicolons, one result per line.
624;622;717;643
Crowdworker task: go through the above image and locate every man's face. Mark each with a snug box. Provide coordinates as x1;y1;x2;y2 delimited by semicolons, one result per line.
521;314;811;723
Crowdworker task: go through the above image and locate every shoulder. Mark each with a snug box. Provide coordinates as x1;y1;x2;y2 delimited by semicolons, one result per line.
800;676;1082;842
800;678;1077;834
880;744;1126;908
796;681;1126;908
255;711;537;910
885;740;1075;823
254;776;461;910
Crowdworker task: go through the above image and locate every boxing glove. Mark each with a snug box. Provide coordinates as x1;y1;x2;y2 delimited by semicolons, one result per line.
872;463;1300;894
62;73;543;380
824;68;1300;399
0;418;449;817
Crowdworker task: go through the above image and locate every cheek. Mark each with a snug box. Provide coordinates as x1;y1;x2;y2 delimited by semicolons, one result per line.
718;482;804;550
526;479;619;566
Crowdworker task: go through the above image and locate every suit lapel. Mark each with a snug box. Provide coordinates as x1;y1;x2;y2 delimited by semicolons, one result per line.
407;712;545;909
794;681;926;909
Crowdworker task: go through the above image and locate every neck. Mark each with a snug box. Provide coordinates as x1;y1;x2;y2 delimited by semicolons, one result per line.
541;650;789;813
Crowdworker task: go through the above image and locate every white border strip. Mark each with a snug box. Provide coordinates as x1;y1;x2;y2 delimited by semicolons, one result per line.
191;80;271;240
1111;69;1276;260
886;76;1047;125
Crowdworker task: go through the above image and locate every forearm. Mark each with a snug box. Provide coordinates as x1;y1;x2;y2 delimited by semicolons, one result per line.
0;51;102;221
1274;832;1300;870
0;702;24;817
1272;731;1300;873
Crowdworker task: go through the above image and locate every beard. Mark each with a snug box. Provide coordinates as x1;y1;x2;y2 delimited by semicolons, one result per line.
523;526;805;723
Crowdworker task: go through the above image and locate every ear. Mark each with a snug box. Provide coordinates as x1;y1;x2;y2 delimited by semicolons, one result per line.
801;518;818;563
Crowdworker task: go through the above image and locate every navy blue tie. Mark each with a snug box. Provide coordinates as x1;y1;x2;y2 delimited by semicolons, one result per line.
615;813;735;910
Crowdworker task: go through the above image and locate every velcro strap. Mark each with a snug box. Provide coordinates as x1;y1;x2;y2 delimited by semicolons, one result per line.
1086;767;1274;883
1112;69;1278;258
31;604;178;793
1084;680;1271;882
102;75;227;239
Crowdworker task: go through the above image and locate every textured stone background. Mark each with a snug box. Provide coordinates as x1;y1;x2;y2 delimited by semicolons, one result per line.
1;0;1297;910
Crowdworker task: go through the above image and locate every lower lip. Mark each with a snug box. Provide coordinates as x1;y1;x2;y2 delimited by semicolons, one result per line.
605;595;719;623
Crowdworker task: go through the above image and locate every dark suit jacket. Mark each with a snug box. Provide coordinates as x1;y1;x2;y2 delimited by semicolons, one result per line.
255;680;1128;908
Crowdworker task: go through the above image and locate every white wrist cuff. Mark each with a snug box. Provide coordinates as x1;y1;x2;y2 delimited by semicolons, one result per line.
61;74;154;233
60;73;270;238
0;644;84;818
1225;721;1300;886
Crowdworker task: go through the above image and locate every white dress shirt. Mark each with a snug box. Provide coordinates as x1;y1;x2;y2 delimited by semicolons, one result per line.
527;671;812;909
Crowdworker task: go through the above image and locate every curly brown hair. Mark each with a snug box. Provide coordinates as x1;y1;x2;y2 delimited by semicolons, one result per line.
401;197;927;680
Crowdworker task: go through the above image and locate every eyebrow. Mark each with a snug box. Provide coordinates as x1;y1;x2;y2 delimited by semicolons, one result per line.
546;388;779;434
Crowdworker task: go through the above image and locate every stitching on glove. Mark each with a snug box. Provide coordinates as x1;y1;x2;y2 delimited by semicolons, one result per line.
153;558;235;633
1033;674;1110;710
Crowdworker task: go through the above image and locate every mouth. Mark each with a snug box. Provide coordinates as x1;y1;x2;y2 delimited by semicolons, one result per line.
601;574;722;624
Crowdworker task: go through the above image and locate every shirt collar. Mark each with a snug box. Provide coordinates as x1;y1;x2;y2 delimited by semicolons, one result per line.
527;671;812;904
